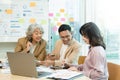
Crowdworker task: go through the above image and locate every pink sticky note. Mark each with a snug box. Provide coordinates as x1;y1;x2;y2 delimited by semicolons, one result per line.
53;26;58;32
61;18;65;21
49;13;53;17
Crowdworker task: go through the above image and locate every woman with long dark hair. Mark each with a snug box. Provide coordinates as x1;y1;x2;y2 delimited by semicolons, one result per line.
69;22;109;80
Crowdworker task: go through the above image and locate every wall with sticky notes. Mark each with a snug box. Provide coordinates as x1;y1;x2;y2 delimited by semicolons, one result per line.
0;0;49;42
0;0;49;59
48;0;83;52
0;0;85;58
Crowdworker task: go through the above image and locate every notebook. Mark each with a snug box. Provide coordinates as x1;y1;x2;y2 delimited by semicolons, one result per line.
7;52;51;78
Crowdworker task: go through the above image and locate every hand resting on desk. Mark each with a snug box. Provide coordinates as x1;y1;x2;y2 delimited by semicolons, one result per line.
68;66;79;72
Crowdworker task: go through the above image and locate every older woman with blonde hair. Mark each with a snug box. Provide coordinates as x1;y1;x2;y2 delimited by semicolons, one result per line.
15;23;47;61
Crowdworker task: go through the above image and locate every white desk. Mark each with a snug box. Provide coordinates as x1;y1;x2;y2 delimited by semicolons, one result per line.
0;68;91;80
0;58;91;80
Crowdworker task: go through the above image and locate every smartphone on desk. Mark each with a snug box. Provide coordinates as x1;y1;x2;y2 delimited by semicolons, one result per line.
50;64;70;69
50;66;63;70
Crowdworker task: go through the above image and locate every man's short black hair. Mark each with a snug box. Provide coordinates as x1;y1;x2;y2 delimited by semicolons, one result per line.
58;24;71;33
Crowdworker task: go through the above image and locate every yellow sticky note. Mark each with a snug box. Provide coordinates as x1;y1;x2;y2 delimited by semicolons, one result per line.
69;17;74;22
30;2;36;7
5;9;12;14
60;9;65;13
57;22;62;26
29;18;36;23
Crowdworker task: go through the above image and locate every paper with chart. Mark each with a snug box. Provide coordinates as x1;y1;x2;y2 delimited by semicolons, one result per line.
46;69;82;79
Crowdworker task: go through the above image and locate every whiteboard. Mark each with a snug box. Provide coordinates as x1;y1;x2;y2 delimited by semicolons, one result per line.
0;0;48;42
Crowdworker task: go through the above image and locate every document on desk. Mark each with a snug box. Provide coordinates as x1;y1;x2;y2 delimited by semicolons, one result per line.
46;69;82;79
36;66;54;73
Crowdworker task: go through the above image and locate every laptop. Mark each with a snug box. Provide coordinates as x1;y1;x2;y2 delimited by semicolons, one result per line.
7;52;51;78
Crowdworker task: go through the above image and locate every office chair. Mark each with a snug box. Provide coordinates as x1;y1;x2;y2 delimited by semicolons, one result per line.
78;56;86;64
108;62;120;80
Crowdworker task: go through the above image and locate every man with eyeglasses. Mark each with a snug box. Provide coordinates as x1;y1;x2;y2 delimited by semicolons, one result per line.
41;24;82;67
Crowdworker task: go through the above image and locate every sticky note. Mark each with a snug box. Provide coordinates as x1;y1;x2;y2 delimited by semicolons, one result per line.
56;13;60;17
30;2;36;7
53;26;58;32
60;9;65;13
29;18;36;23
69;17;74;22
57;22;62;26
50;23;54;27
19;18;24;23
5;9;12;14
61;18;65;21
49;13;54;17
41;20;47;25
